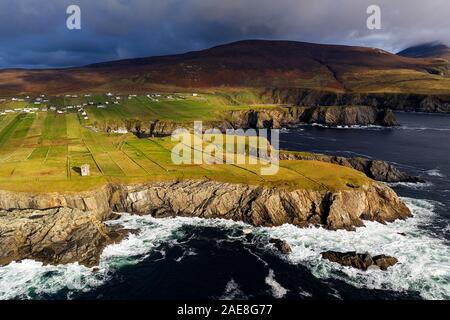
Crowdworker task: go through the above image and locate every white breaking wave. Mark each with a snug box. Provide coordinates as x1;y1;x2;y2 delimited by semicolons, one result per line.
219;278;246;300
265;269;288;298
309;123;384;130
0;216;248;300
387;181;434;190
398;126;450;132
263;197;450;300
0;199;449;300
426;169;445;178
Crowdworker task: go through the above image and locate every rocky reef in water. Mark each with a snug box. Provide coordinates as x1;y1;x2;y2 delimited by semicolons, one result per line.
321;251;398;271
0;180;411;267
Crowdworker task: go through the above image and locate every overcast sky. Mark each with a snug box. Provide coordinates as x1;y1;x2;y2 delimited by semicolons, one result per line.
1;0;449;68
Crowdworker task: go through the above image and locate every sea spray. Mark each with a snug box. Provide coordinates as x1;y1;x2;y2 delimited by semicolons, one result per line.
0;198;448;300
263;197;450;299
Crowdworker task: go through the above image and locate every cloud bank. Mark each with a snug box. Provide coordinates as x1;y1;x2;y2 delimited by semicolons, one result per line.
1;0;449;68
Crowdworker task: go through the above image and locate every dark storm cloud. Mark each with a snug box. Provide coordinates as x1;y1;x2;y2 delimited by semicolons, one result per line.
1;0;449;68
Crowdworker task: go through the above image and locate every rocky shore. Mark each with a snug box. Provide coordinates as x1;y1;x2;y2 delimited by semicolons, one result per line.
0;179;411;267
261;88;450;113
101;105;399;136
0;208;127;267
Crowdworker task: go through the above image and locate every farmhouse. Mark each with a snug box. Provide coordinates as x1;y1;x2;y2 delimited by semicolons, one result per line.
80;164;90;176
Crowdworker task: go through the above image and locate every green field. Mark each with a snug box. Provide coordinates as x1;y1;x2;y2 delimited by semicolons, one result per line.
0;94;371;193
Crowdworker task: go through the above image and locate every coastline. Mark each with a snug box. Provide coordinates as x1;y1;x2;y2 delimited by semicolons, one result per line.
0;178;411;267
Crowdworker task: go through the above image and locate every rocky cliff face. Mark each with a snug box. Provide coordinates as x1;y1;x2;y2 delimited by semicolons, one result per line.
261;88;450;113
0;179;411;267
0;185;112;220
0;207;127;267
221;105;396;130
299;106;399;126
280;152;421;183
91;105;398;137
110;180;411;230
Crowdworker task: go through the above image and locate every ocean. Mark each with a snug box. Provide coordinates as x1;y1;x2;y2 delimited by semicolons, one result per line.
1;112;449;300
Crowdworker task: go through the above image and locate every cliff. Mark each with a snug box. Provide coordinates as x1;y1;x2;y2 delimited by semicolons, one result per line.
93;105;398;137
110;180;411;230
299;106;398;126
0;179;411;267
261;88;450;113
0;208;127;267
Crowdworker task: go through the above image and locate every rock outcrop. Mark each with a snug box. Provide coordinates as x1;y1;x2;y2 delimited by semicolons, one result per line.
299;106;399;127
269;238;292;254
0;208;127;267
110;180;411;231
220;105;397;129
0;185;113;220
261;88;450;113
280;152;421;183
91;105;399;136
0;179;411;267
321;251;398;271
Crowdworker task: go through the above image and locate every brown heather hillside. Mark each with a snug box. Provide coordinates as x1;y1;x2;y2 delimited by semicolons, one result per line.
1;40;450;96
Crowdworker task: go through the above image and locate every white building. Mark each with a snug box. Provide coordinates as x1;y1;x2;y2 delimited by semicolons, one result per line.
81;164;90;176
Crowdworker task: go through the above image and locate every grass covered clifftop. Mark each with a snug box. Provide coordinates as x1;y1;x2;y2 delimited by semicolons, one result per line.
0;101;372;193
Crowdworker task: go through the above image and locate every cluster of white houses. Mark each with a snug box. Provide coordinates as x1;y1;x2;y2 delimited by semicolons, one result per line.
1;92;201;118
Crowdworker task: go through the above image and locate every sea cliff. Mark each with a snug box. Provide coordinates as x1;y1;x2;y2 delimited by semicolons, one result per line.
0;179;411;267
260;88;450;113
98;105;398;137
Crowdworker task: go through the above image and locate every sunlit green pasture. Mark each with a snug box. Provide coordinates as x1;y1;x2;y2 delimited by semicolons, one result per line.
0;95;371;193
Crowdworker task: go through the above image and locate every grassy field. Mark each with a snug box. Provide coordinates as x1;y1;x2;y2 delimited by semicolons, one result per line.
0;94;371;193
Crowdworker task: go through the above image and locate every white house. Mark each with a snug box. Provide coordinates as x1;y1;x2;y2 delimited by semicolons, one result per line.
81;164;90;176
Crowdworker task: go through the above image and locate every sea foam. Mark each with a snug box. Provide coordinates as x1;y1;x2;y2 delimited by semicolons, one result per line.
0;199;448;300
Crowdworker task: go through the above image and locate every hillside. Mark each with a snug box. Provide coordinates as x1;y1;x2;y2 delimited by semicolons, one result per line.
1;40;450;97
398;42;450;60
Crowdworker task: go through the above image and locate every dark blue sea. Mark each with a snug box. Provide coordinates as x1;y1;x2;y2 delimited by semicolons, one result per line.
1;113;449;300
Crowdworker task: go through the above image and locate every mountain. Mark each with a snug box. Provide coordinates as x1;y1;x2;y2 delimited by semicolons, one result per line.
1;39;450;96
398;42;450;60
